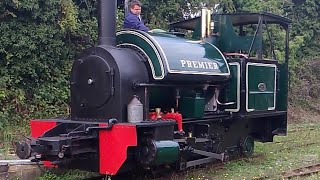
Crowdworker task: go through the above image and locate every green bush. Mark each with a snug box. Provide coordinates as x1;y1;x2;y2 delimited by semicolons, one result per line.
0;0;98;131
0;0;125;144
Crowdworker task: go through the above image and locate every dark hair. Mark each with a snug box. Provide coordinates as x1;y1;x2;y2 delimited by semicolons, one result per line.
129;0;142;8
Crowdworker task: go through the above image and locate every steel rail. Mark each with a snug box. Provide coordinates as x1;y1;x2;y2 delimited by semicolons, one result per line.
281;163;320;179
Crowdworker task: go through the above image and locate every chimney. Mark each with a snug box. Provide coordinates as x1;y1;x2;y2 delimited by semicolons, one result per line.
98;0;116;46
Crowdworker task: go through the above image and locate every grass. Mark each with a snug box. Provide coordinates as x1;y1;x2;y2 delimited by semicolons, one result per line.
2;122;319;179
177;123;320;180
36;170;99;180
0;124;29;160
37;122;320;180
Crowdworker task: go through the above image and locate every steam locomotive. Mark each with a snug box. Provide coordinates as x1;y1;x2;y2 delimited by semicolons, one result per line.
16;0;293;177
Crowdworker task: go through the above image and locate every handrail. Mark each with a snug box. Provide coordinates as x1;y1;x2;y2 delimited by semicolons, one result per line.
224;52;248;58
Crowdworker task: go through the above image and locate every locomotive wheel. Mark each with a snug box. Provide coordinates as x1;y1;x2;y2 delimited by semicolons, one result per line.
15;141;31;159
136;138;157;165
240;136;254;157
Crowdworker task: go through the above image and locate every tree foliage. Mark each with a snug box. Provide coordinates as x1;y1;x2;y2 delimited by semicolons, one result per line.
288;0;320;58
141;0;221;29
0;0;97;128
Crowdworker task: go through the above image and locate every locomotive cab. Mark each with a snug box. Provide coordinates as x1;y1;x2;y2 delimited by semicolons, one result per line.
170;11;291;141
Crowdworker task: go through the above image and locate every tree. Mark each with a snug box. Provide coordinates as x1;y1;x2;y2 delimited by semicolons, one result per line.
0;0;98;128
141;0;219;29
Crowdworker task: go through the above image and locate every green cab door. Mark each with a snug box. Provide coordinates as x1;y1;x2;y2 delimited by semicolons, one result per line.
246;62;276;112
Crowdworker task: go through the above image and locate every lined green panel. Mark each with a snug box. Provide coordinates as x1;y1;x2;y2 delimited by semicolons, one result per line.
117;31;229;78
225;64;239;110
276;64;288;111
117;33;164;78
247;64;276;111
151;34;229;74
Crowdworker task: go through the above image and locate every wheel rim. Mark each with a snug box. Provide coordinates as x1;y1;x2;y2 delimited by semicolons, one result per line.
241;136;254;157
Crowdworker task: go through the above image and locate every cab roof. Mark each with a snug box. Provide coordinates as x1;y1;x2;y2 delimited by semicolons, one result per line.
170;12;292;30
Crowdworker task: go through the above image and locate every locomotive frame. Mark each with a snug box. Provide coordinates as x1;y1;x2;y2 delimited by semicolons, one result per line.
15;0;292;177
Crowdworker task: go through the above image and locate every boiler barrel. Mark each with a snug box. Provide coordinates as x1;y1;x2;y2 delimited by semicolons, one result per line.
116;30;230;83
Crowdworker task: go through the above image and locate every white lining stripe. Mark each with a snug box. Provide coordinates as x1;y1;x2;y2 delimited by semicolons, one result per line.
117;31;165;80
225;62;240;112
204;40;230;76
117;30;231;77
117;43;159;80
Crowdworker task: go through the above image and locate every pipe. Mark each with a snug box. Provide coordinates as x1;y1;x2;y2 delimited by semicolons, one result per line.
124;0;130;15
98;0;116;46
206;9;211;37
0;160;39;165
201;8;207;39
85;118;118;132
133;83;217;88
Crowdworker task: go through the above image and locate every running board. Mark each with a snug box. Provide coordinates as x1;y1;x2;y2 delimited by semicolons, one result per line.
185;149;226;168
193;149;225;161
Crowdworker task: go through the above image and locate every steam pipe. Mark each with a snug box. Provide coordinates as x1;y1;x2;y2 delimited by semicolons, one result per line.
98;0;116;46
124;0;130;15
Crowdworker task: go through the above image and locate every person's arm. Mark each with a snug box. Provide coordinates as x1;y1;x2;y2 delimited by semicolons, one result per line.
124;14;149;32
136;20;149;32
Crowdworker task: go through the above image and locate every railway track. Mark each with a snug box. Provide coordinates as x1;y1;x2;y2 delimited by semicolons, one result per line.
81;125;318;180
154;153;266;180
80;142;319;180
8;151;314;180
81;153;266;180
82;175;108;180
281;163;320;179
287;127;318;133
0;159;42;180
275;141;320;152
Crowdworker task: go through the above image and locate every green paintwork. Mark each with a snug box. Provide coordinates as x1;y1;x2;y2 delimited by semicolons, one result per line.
149;87;175;109
247;64;276;111
276;64;288;111
180;93;206;118
116;30;229;80
154;140;179;165
210;15;262;53
152;33;228;73
224;63;239;110
191;19;201;39
116;32;164;79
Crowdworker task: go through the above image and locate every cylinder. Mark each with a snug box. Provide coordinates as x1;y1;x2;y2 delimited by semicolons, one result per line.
137;139;180;165
153;140;180;165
